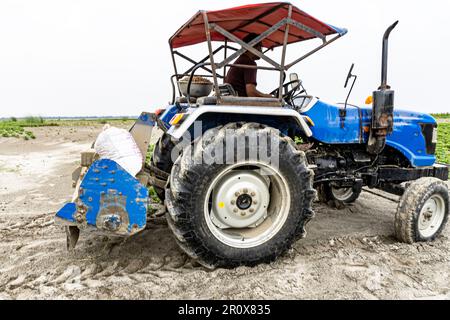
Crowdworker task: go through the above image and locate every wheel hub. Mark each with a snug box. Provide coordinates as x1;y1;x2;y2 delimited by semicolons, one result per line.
236;194;253;210
210;171;270;229
418;195;445;238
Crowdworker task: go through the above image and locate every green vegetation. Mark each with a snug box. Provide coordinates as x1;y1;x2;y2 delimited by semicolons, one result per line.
54;118;134;127
432;113;450;120
0;117;57;139
145;143;166;204
146;144;155;164
437;123;450;164
145;144;161;203
0;117;135;140
294;136;304;145
148;186;161;203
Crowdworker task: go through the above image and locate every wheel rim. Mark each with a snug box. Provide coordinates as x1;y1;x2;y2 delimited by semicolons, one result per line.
204;162;291;249
331;187;354;202
418;194;446;238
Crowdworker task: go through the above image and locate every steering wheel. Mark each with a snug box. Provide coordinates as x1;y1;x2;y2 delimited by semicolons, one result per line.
270;80;304;100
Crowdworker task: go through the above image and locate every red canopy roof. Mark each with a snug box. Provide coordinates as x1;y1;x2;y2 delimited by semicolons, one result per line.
170;2;342;49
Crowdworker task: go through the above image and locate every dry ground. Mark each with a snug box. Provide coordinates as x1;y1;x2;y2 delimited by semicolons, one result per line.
0;125;449;300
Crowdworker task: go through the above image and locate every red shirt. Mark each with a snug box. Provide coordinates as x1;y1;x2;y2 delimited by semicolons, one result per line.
225;54;257;97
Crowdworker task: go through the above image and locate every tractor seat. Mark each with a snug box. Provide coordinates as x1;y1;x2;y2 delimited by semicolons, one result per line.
219;83;237;97
175;96;197;104
176;84;235;105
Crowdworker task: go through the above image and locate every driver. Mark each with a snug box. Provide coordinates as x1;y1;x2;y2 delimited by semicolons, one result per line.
225;33;273;98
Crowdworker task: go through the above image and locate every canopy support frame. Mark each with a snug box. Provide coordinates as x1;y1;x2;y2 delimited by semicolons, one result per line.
278;5;293;100
169;5;346;105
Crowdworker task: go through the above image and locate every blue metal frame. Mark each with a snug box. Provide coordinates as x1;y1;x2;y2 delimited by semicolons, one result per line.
302;100;437;167
56;159;148;236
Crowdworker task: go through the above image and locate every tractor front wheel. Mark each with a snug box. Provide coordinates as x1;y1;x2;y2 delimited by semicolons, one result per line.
395;177;449;243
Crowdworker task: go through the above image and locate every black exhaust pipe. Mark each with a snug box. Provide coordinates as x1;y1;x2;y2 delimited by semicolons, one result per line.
367;21;399;155
381;21;399;90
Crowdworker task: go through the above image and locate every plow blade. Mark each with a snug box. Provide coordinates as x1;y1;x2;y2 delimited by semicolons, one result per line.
55;159;149;237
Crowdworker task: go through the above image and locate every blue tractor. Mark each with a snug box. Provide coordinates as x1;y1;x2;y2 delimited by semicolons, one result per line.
56;3;449;268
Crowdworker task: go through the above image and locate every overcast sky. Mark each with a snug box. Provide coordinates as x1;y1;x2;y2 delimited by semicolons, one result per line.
0;0;449;118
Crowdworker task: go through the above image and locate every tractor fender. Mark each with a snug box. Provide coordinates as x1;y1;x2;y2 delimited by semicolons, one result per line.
166;105;313;140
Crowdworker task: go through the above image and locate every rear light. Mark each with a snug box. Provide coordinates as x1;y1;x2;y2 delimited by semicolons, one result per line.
169;113;188;126
155;108;165;116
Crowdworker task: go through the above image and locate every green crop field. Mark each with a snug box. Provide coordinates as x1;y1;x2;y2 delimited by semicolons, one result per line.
433;113;450;120
0;117;52;140
53;118;134;127
437;122;450;164
0;117;134;140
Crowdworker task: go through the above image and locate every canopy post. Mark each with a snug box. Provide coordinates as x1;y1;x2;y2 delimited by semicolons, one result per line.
202;11;221;102
170;47;181;104
223;39;228;79
279;5;293;101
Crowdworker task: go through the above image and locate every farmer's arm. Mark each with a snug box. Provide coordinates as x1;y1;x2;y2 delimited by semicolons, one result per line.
246;84;274;98
244;68;273;98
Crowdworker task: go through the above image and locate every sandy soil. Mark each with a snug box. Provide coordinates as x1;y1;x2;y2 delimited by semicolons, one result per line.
0;125;449;300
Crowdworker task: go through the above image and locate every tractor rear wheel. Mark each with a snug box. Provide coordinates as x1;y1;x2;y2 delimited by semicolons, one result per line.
165;123;316;268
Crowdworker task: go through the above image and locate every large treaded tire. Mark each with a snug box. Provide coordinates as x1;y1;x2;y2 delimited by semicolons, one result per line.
395;177;449;243
151;133;177;201
165;122;316;268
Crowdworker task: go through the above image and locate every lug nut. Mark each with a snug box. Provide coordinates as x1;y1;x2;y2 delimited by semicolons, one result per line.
231;200;236;205
241;212;246;217
243;189;249;194
233;209;239;213
253;200;258;205
235;192;240;197
251;192;256;197
249;208;255;213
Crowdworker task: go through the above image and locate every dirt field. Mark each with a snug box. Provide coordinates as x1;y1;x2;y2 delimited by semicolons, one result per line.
0;125;449;300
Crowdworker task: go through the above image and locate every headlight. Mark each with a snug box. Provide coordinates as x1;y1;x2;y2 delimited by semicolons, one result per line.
432;127;438;144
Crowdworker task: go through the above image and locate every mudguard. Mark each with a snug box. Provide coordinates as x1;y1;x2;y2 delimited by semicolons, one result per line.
55;159;148;236
166;105;313;140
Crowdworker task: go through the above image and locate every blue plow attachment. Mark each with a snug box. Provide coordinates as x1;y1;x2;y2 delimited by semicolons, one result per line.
55;159;149;237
